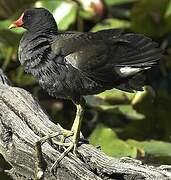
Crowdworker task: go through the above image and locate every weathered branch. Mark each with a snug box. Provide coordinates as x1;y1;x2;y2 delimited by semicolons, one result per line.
0;69;171;180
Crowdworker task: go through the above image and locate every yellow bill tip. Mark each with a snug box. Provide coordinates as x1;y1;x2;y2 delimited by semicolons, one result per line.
8;23;16;29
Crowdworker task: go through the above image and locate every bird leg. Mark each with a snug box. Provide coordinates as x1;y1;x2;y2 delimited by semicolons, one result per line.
50;98;84;172
35;98;85;176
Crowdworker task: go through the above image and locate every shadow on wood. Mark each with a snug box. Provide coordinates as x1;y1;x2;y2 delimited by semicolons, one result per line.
0;69;171;180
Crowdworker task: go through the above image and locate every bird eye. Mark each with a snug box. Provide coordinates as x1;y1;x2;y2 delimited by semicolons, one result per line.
27;14;31;20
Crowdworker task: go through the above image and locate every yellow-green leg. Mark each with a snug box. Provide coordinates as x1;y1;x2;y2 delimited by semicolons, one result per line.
35;98;85;176
50;101;84;172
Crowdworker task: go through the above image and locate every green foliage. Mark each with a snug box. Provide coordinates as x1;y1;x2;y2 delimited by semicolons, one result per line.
127;139;171;164
91;18;130;32
0;1;171;176
104;0;136;5
90;125;171;163
131;0;171;36
57;3;77;30
0;0;37;20
85;90;144;120
89;125;137;158
165;1;171;17
127;139;171;157
36;0;78;30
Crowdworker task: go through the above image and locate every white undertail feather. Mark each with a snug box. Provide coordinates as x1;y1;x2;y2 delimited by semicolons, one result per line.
115;66;150;77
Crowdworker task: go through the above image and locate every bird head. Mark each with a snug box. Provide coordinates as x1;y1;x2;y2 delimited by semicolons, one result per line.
9;8;57;32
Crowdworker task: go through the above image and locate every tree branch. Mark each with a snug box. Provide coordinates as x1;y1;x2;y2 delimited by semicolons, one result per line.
0;69;171;180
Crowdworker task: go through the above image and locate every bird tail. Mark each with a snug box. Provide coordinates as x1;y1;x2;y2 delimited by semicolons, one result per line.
116;73;146;92
114;33;163;92
115;33;163;67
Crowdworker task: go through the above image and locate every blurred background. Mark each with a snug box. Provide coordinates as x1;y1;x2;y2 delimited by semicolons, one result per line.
0;0;171;179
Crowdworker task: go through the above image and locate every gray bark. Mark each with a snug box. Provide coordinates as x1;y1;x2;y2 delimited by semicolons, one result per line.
0;69;171;180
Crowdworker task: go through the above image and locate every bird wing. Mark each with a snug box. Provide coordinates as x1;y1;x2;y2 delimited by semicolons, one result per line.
51;29;162;83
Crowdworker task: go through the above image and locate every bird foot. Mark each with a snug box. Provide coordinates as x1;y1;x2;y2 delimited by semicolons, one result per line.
35;125;79;176
58;126;74;144
50;127;79;174
50;140;77;173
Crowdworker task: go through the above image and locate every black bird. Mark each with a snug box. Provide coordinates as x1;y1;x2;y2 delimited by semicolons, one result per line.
9;8;162;170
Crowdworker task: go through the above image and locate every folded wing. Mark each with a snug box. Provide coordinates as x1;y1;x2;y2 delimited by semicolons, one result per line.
51;29;163;90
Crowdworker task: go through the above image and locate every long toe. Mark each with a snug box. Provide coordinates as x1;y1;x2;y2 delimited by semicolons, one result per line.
50;141;75;173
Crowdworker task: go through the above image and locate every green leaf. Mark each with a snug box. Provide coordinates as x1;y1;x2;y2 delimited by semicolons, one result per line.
104;0;137;6
85;95;122;113
91;18;130;32
131;0;171;37
0;0;36;20
57;2;77;30
35;1;77;30
116;105;145;120
96;88;135;104
127;139;171;157
79;9;94;19
130;86;156;106
35;0;63;11
85;95;109;107
165;1;171;17
89;125;137;157
85;94;144;120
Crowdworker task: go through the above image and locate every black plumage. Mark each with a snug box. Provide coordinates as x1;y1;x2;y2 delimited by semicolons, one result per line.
9;8;162;170
17;10;162;101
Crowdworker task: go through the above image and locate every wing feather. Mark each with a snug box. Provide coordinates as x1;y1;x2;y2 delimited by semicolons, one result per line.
51;30;162;83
